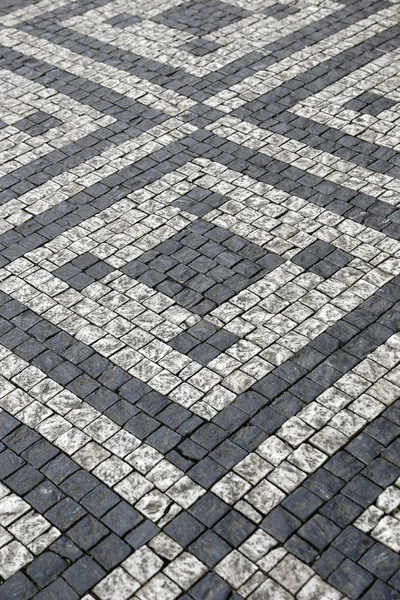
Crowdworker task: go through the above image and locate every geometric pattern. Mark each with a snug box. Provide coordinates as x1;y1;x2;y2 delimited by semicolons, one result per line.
152;0;251;36
0;0;399;599
121;221;285;315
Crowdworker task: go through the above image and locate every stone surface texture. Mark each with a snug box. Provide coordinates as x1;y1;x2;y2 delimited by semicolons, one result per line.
0;0;399;598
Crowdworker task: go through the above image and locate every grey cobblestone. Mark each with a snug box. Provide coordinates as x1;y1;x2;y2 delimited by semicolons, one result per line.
0;0;399;598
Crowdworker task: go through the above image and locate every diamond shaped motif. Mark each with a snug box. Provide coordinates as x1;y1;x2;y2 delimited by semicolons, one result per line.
152;0;251;36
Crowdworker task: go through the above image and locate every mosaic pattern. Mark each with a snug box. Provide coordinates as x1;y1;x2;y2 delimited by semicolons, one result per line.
0;0;399;598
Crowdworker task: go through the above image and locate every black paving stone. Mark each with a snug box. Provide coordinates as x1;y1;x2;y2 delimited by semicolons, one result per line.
359;543;400;581
26;553;67;588
91;533;131;569
332;526;374;561
63;556;106;595
26;480;64;512
189;572;233;600
189;530;230;567
329;559;375;599
262;506;301;542
80;484;120;518
213;510;256;547
0;572;37;600
45;498;87;531
33;579;79;600
298;514;341;552
0;2;399;598
282;487;324;520
68;514;109;551
189;493;230;527
164;513;205;546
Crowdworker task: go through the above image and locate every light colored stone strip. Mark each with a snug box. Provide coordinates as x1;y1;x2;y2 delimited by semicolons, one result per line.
89;526;349;599
0;345;205;526
0;163;398;420
62;0;340;77
0;0;72;26
0;28;197;116
0;117;196;233
290;48;400;151
0;66;114;181
194;160;400;260
207;336;400;524
0;482;60;580
206;116;400;203
203;4;400;111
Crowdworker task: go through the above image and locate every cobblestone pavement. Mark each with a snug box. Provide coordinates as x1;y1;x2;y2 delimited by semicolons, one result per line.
0;0;400;598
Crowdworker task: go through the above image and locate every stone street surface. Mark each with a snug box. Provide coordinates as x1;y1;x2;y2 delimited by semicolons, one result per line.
0;0;400;598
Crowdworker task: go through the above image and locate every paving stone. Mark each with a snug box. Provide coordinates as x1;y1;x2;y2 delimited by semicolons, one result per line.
0;450;24;478
0;1;399;597
50;537;82;562
80;485;120;518
4;426;41;453
0;571;37;600
189;572;233;600
126;516;161;551
25;552;67;587
189;493;230;527
359;543;400;582
188;457;227;488
68;514;109;551
314;547;345;579
213;510;256;547
165;513;205;547
362;580;400;600
26;481;64;512
91;533;131;569
63;556;106;595
298;514;341;552
332;526;374;561
60;470;99;501
320;494;363;528
41;455;79;485
189;530;230;567
262;507;301;543
304;469;344;500
342;474;383;507
5;464;44;495
45;498;87;531
285;535;319;564
101;501;143;536
329;559;375;599
282;487;324;521
325;452;364;481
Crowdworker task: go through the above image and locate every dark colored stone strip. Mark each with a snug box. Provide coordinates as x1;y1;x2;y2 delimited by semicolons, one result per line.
0;140;194;265
232;22;400;123
0;407;252;600
1;270;399;488
0;0;41;16
0;282;399;598
0;46;168;204
203;0;390;98
195;131;400;240
260;399;400;599
176;276;400;487
121;220;286;318
255;110;400;178
0;411;158;599
0;288;210;456
0;47;165;125
16;21;206;102
16;0;389;101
